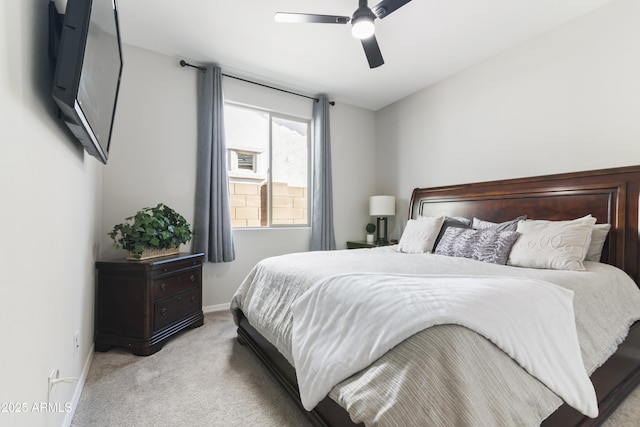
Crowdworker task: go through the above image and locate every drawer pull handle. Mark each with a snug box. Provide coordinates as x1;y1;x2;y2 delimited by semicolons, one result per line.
190;274;196;282
162;268;168;272
191;296;196;303
161;308;167;316
160;283;166;291
177;296;183;302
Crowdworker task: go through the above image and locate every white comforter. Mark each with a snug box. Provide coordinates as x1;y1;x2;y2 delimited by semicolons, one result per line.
291;273;597;417
231;247;640;426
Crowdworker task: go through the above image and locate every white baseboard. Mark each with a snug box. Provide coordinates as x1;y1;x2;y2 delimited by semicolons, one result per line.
62;343;94;427
203;302;231;313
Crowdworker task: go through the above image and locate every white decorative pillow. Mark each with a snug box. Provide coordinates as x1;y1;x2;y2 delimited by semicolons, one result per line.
397;216;445;254
585;223;611;262
508;216;597;271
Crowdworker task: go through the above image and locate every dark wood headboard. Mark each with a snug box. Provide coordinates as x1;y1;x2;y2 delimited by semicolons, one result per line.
408;165;640;285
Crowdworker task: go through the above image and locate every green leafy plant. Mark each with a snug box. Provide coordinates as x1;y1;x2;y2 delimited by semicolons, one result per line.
366;223;376;233
108;203;193;259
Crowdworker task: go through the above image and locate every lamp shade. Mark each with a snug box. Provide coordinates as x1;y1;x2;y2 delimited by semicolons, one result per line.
369;196;395;216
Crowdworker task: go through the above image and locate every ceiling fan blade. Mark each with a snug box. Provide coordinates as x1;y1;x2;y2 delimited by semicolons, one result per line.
371;0;412;19
274;12;350;24
361;35;384;68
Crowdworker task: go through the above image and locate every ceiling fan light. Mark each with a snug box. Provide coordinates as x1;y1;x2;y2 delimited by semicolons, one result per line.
351;16;375;39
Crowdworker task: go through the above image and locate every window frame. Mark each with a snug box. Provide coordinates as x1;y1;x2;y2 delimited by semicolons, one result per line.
224;101;311;229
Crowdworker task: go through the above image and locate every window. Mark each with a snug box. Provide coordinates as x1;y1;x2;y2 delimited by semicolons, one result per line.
224;103;310;228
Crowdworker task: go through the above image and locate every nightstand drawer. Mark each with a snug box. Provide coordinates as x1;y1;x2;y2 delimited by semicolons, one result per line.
153;269;200;300
154;288;201;331
150;256;203;278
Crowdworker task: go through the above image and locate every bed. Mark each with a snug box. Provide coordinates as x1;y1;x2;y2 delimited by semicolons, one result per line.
230;165;640;427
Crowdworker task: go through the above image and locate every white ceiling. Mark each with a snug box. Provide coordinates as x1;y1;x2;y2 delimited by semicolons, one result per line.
115;0;615;111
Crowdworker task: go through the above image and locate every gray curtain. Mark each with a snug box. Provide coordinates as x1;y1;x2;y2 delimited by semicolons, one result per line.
193;65;235;262
309;95;336;251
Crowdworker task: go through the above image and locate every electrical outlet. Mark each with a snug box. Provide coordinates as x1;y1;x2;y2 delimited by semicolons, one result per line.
73;331;79;357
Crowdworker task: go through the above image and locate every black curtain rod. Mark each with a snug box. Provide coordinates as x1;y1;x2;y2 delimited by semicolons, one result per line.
179;60;334;105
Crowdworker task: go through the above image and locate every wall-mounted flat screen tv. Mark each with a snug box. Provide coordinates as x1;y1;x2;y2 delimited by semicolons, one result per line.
51;0;123;164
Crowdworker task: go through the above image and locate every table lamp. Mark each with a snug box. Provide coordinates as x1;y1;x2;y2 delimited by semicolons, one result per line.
369;195;395;245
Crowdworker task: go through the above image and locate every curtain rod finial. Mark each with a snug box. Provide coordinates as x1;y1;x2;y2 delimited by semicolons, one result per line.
179;59;206;73
315;98;336;106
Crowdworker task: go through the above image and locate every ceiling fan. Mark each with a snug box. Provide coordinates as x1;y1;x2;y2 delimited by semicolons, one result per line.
274;0;413;69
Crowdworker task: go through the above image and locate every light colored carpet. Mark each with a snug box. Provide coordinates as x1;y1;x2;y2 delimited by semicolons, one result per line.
71;311;312;427
72;311;639;426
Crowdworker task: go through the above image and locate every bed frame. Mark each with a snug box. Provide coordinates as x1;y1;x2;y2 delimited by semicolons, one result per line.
236;165;640;427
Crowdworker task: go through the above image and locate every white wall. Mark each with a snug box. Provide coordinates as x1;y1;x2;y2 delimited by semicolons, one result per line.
4;1;636;424
102;44;377;308
376;0;640;233
0;1;101;426
101;46;199;259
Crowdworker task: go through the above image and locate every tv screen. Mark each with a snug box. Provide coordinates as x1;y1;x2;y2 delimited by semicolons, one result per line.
51;0;123;164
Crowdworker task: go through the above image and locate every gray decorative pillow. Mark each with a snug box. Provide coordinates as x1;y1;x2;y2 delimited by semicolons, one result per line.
435;227;520;265
434;216;472;247
472;215;526;232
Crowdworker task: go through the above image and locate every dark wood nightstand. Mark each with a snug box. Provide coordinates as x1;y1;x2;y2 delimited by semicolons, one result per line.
95;252;204;356
347;241;397;249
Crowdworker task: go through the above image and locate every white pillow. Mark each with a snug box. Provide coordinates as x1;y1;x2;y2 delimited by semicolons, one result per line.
508;216;596;271
397;216;444;254
472;216;526;232
585;223;611;262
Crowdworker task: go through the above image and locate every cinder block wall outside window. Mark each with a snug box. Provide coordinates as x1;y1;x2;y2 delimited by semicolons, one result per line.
229;181;307;227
